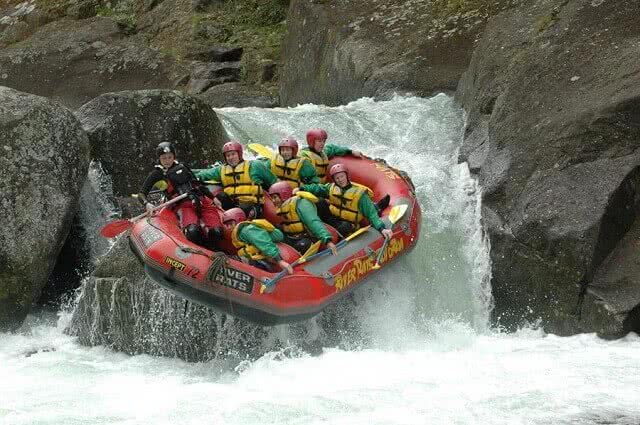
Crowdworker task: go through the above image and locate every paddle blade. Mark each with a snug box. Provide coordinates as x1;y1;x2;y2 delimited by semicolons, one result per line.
260;284;266;294
371;263;381;270
100;219;132;238
389;204;408;224
344;225;371;242
248;143;274;159
298;241;321;264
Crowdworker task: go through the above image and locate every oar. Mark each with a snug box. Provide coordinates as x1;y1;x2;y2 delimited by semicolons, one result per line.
260;240;322;293
299;224;371;264
372;204;408;270
259;204;409;293
300;204;409;265
247;143;274;159
99;193;189;238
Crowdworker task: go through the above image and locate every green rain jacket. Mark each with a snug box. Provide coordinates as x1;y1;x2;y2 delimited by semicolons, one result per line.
291;197;333;243
236;223;285;260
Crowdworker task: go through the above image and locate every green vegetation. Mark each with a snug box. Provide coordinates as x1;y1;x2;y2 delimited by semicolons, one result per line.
534;8;560;33
189;0;289;86
96;1;137;34
7;0;289;87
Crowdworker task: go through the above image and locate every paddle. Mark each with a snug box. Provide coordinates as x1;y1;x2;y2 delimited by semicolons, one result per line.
300;204;409;265
372;204;408;269
260;240;322;293
99;193;189;238
259;204;409;293
247;143;274;159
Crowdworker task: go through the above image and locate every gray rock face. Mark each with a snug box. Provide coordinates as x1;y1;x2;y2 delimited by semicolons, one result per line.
198;83;279;109
0;86;90;332
456;0;640;336
76;89;228;197
186;61;242;94
0;17;186;109
185;46;243;63
280;0;485;106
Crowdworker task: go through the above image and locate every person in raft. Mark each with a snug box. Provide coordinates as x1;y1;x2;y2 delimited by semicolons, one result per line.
267;181;338;256
300;128;363;183
266;137;319;188
137;142;223;249
194;140;277;219
222;207;294;274
297;163;392;239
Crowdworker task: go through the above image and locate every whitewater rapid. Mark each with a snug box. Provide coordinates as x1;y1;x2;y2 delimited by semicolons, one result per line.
1;95;639;425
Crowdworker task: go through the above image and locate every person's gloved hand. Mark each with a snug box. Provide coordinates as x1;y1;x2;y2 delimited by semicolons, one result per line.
278;259;294;275
145;202;155;214
381;228;393;240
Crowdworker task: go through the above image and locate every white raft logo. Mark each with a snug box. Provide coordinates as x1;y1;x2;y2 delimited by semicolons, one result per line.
213;267;254;294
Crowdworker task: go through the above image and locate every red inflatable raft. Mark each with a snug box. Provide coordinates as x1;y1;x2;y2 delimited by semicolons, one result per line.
128;156;421;325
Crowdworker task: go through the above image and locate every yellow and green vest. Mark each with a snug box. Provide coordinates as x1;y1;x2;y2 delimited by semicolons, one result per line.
328;183;374;227
221;161;263;204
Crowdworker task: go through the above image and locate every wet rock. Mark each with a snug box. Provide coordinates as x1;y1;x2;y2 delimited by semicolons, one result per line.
186;61;242;94
0;2;52;46
198;82;279;108
193;21;228;40
0;87;90;332
76;89;228;197
280;0;485;106
185;46;243;62
260;60;277;83
0;17;186;109
65;0;99;20
456;0;640;336
66;236;273;362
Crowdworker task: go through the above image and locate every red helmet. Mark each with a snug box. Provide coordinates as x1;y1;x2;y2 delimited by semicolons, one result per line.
306;128;328;147
222;207;246;224
222;140;243;162
268;181;293;202
278;137;299;157
329;163;349;181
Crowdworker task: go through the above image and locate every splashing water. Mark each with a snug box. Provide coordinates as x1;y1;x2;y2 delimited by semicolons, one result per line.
1;95;639;425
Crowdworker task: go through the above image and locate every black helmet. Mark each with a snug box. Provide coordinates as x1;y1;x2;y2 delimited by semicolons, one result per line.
156;142;176;157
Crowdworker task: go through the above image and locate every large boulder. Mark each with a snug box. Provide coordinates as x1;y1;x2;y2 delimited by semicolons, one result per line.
279;0;499;106
0;86;89;331
76;89;228;198
198;83;278;109
456;0;640;336
0;17;186;109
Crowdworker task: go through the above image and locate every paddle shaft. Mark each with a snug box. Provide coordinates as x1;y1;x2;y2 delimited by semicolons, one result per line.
265;259;301;287
132;193;189;222
373;236;391;268
262;204;408;290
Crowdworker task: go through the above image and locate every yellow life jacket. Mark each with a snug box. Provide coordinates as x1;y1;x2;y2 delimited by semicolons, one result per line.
270;154;306;188
328;183;374;227
231;219;276;260
276;192;319;236
220;161;263;204
300;149;329;183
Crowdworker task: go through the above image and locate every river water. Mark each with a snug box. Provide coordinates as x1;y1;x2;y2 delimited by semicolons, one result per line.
1;95;639;425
